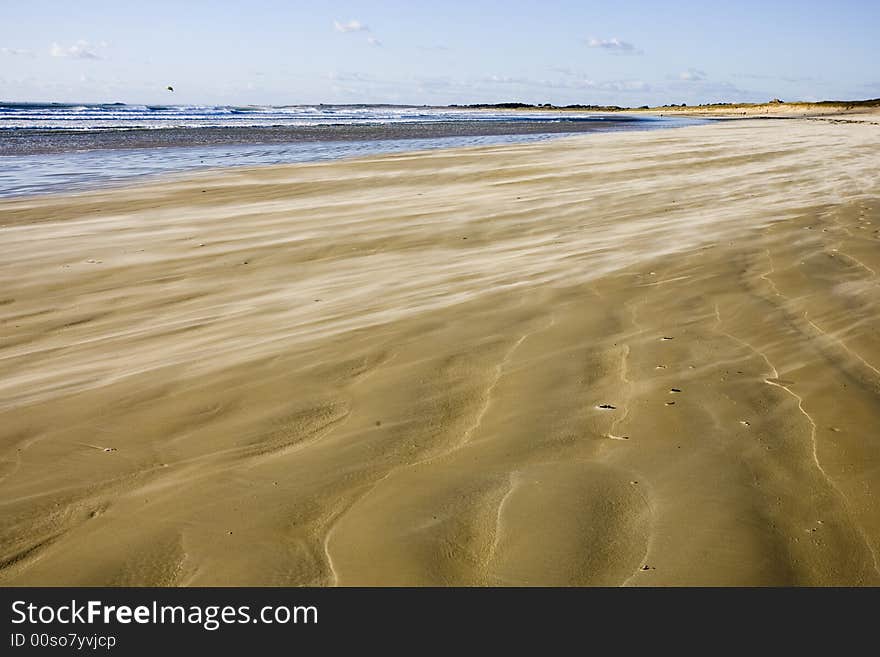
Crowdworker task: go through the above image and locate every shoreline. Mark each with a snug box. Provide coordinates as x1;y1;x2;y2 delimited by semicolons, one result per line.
0;115;706;199
2;115;880;585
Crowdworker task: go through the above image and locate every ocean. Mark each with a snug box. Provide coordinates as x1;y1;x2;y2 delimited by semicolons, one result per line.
0;103;705;197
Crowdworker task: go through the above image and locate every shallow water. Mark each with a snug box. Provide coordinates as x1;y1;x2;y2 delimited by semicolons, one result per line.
0;134;571;198
0;104;704;197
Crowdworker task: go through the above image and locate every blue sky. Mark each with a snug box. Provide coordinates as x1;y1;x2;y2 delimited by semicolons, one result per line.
1;0;878;105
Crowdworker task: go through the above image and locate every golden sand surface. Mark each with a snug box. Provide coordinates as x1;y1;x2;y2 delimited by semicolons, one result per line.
639;101;880;121
1;116;879;586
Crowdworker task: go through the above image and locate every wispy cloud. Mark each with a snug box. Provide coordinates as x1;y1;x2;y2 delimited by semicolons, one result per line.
596;79;650;92
678;68;707;82
467;74;652;95
327;71;375;83
586;37;642;55
50;40;102;60
733;72;820;84
334;19;368;33
1;47;34;57
536;76;649;93
480;75;530;84
658;78;757;104
320;67;764;107
334;18;383;47
415;76;454;89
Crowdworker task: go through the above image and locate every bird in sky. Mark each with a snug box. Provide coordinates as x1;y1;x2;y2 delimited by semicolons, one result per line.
166;85;174;92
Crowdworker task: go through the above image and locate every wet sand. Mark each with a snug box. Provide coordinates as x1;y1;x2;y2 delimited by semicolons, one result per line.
1;115;880;586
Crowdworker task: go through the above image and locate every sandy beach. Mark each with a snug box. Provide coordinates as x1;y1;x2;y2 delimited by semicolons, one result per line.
1;114;879;586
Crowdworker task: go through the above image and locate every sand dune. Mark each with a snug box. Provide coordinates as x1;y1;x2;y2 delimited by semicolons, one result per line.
2;116;880;585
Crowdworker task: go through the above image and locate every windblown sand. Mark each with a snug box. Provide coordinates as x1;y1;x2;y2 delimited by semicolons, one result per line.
2;117;880;586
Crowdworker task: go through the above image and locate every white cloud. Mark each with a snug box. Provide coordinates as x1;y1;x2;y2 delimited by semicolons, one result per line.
334;18;381;46
733;72;820;84
596;79;650;92
50;40;102;60
586;38;642;55
678;68;707;82
481;75;530;84
416;76;454;89
1;47;34;57
537;76;649;93
334;19;368;33
328;71;374;82
315;66;765;108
